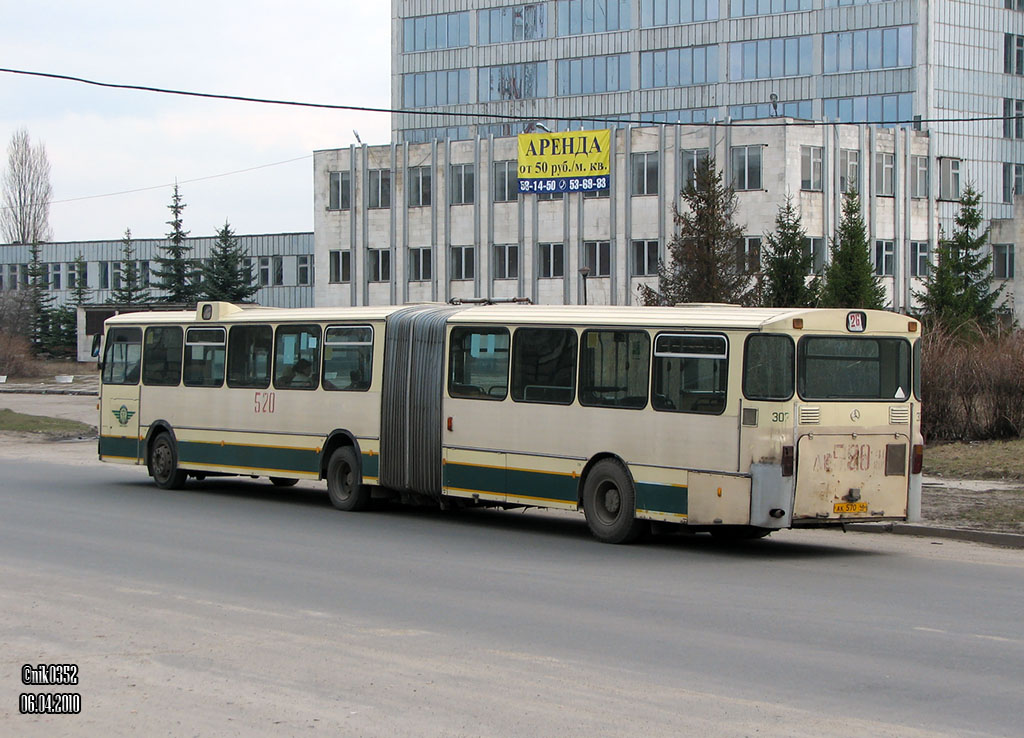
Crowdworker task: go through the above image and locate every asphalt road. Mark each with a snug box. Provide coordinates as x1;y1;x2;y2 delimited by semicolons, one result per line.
2;453;1022;737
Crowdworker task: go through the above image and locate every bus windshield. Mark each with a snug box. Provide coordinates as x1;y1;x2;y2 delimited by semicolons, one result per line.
797;336;911;401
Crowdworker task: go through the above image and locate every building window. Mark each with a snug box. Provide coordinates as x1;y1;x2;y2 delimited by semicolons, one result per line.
408;165;432;207
450;246;475;280
50;263;61;290
99;262;110;289
874;153;895;196
409;248;432;282
874;240;894;276
583;185;610;199
994;244;1015;279
271;256;283;286
329;251;351;283
538;243;564;278
802;237;826;275
736;236;761;274
557;0;631;35
296;256;312;286
558;54;631;95
632;240;659;276
731;146;762;190
479;4;547;44
801;146;823;191
823;27;913;74
641;0;720;26
911;155;928;199
537;191;564;201
840;149;859;193
939;158;961;201
1006;33;1024;75
631;152;659;196
368;168;391;209
403;69;473;108
639;46;718;88
681;148;709;190
368;249;391;282
493;244;519;280
1004;98;1024;139
329;171;351;210
1007;0;1024;10
584;240;611;277
731;0;810;16
478;62;548;102
493;160;519;202
824;94;913;128
450;163;474;205
111;262;122;290
403;11;470;52
910;241;930;278
730;36;812;80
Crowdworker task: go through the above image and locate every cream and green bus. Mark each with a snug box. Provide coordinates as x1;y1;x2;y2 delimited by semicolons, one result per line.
99;301;923;543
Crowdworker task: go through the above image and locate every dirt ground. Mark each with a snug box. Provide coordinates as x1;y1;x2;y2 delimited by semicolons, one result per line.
1;392;1021;535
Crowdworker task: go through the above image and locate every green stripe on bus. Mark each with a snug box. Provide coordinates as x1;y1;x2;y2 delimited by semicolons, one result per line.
178;441;320;475
636;483;688;515
99;436;140;461
361;452;379;478
506;466;577;503
444;462;505;495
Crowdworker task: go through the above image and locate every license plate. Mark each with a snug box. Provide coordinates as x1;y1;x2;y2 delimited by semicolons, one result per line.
834;502;868;514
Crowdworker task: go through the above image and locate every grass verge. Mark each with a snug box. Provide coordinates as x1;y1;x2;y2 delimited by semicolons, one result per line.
925;439;1024;480
0;408;95;438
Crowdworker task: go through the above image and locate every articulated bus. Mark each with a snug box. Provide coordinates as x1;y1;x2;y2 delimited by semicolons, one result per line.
99;301;923;543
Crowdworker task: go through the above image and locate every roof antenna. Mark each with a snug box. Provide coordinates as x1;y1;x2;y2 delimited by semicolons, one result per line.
353;130;363;145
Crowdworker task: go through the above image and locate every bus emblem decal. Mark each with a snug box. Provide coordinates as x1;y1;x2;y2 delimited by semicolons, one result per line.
113;405;135;426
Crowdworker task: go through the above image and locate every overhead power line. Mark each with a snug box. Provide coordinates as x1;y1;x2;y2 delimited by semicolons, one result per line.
0;66;1017;129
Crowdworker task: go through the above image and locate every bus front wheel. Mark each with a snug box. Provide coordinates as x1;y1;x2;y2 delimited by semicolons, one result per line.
150;433;187;490
583;459;644;544
326;446;369;511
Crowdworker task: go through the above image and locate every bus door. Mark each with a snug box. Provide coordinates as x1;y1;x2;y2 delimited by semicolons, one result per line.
99;327;143;463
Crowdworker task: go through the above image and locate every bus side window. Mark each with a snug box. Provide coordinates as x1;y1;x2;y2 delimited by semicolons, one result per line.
323;325;373;391
652;333;728;415
448;327;509;400
511;327;577;405
578;330;649;409
227;324;272;389
101;327;142;385
143;326;184;386
183;327;226;388
273;324;321;390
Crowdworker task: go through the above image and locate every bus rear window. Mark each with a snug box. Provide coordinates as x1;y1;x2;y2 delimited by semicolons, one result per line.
798;336;911;401
102;327;142;385
743;334;794;401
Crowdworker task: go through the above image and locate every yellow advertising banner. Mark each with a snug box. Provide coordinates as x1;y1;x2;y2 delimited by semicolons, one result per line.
516;129;611;194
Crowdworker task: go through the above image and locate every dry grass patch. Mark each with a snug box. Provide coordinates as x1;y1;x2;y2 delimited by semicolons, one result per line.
0;408;95;438
925;438;1024;480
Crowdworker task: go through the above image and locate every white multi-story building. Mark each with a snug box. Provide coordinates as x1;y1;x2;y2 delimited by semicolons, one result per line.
314;121;989;311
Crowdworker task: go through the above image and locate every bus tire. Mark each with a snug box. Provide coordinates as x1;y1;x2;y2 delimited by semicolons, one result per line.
269;477;298;487
326;446;369;511
583;459;644;544
150;433;187;490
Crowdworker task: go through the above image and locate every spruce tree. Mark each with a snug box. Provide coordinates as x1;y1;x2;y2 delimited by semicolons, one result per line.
639;156;752;306
152;184;198;304
762;195;817;307
111;228;150;304
70;252;92;307
819;190;886;309
914;185;1005;335
201;220;259;302
25;241;56;354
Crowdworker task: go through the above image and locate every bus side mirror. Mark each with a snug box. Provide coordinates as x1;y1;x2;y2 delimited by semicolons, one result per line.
91;334;102;358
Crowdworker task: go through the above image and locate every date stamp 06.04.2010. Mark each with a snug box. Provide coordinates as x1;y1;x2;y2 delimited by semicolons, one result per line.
19;663;81;715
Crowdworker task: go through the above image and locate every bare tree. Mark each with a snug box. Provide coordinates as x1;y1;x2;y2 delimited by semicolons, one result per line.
1;128;53;245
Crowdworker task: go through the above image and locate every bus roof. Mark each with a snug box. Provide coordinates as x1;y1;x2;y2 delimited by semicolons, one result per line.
103;303;919;335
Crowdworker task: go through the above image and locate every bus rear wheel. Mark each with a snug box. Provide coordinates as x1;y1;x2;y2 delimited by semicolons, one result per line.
583;459;644;544
326;446;369;511
150;433;187;490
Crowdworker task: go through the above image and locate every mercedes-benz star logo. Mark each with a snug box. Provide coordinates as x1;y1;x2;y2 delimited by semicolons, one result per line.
850;409;861;422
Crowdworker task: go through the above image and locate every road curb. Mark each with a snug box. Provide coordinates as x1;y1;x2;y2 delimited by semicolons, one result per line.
0;388;98;397
847;522;1024;548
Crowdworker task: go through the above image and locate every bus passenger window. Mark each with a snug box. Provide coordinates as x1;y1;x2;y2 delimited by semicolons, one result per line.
142;326;183;386
652;333;728;415
742;334;794;401
511;327;577;405
578;330;649;409
448;327;509;400
102;327;142;385
323;326;373;391
227;324;272;389
183;327;226;387
273;324;321;390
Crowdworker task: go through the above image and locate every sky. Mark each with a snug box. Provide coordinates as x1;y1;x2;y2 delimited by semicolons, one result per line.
1;0;393;243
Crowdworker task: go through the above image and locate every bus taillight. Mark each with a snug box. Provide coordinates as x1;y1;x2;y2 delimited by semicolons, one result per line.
911;444;924;474
781;445;794;477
